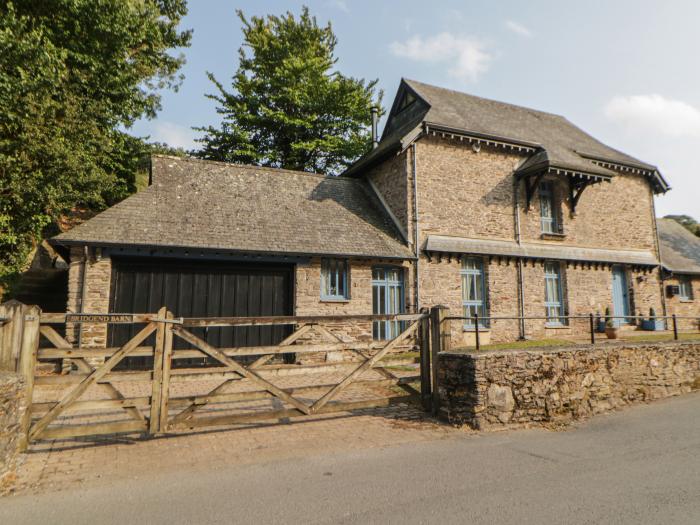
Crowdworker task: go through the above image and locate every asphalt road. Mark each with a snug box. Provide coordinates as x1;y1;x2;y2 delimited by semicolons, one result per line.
2;393;699;525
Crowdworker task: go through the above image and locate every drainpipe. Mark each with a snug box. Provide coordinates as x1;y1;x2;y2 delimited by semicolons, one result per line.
412;143;420;312
371;107;379;149
650;194;668;322
513;176;526;339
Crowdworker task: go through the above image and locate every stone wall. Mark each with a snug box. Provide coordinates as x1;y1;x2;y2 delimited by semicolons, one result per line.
0;372;25;493
438;341;700;430
66;246;111;348
295;257;416;362
420;256;666;344
664;275;700;332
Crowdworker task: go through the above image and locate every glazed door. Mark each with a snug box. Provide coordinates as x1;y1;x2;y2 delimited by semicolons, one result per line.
372;267;405;340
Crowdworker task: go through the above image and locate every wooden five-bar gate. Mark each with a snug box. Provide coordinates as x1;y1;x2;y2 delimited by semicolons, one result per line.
0;303;435;448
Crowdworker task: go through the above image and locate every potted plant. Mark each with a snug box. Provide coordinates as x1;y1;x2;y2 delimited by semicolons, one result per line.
641;307;665;331
604;306;618;339
595;311;606;333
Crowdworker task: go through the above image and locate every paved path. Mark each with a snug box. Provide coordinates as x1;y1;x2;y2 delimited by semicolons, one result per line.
2;393;700;524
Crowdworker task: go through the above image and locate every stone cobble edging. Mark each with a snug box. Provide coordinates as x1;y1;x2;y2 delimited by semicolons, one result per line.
438;340;700;429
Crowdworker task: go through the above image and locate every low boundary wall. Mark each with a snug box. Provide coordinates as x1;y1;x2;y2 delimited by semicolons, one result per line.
438;341;700;429
0;372;25;493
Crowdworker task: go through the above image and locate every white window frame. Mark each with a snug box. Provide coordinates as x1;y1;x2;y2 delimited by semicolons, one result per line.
320;258;349;301
679;275;694;301
461;257;489;328
539;181;560;234
544;261;566;325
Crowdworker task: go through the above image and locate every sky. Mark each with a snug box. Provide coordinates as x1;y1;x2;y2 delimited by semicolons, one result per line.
129;0;700;217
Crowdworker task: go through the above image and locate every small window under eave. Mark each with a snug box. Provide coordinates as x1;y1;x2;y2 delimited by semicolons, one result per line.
397;91;416;113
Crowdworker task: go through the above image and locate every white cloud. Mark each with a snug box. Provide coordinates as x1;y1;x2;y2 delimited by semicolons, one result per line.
389;32;492;83
604;94;700;138
325;0;349;13
150;121;198;150
505;20;532;38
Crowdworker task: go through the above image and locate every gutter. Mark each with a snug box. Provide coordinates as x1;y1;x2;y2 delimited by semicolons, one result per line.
513;175;527;340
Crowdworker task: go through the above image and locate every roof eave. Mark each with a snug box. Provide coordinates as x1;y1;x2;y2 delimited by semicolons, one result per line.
49;238;416;261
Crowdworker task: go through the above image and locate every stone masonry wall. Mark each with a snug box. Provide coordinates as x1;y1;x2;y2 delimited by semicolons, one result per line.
0;372;25;494
366;149;413;244
66;246;112;348
518;171;657;251
664;275;700;331
294;257;416;362
420;256;665;345
438;341;700;430
415;137;523;245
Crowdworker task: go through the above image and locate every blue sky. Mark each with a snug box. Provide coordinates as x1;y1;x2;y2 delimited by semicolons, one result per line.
130;0;700;217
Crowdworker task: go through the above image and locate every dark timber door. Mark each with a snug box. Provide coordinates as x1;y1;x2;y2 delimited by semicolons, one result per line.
108;257;293;368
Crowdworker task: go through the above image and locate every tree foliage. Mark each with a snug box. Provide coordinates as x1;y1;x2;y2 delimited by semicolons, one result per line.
0;1;191;287
665;215;700;237
195;6;381;175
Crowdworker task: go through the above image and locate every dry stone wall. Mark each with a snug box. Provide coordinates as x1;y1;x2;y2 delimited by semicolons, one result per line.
438;341;700;429
0;372;25;494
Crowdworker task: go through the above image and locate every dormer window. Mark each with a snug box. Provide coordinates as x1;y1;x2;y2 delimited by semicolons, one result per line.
539;181;560;234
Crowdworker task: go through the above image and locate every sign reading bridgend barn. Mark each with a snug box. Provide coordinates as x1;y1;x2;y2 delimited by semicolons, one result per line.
51;78;699;361
65;314;134;324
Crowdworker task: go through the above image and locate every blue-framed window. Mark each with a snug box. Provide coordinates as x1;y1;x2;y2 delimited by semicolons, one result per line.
320;259;349;300
544;261;566;325
461;257;488;328
679;275;694;301
539;181;559;234
372;267;405;340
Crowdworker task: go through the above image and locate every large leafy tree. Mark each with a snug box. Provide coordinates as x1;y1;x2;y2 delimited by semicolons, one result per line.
0;1;191;288
195;6;381;175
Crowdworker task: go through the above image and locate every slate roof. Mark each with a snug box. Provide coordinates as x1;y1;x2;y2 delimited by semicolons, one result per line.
53;156;414;260
657;219;700;274
425;235;658;266
345;79;669;192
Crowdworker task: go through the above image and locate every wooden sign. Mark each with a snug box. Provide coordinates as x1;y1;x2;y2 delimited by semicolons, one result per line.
65;313;134;324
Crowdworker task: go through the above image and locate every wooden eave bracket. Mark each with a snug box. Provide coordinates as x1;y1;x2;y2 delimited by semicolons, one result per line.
519;171;546;211
567;177;605;215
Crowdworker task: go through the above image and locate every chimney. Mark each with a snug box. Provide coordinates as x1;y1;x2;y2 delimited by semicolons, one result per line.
371;106;379;149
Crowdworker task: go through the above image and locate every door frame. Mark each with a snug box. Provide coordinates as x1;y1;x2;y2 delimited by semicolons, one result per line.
371;265;406;340
611;265;631;326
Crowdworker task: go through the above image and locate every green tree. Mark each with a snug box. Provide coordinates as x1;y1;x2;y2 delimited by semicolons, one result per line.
665;215;700;237
195;6;381;175
0;1;191;288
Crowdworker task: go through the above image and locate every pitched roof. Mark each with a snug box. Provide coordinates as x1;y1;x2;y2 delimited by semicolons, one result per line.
657;218;700;274
345;79;669;192
53;156;414;260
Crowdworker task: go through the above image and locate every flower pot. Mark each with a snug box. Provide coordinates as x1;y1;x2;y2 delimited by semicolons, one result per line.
605;326;619;339
641;319;665;331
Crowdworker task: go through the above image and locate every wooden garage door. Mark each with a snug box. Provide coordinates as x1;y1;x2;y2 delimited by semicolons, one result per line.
108;257;293;368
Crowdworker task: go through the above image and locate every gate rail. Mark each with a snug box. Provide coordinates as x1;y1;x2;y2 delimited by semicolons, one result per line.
0;303;433;447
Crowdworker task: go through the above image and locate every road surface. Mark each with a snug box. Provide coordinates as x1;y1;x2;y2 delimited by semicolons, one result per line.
2;392;699;524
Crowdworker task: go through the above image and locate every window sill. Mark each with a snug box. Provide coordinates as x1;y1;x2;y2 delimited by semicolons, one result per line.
540;232;566;241
679;299;694;303
463;327;490;333
320;298;350;303
544;323;570;329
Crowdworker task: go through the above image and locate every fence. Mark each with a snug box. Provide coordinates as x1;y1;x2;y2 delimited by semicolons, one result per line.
440;311;700;351
0;302;433;447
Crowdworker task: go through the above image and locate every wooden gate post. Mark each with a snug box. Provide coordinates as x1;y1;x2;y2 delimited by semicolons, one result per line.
419;308;432;411
429;305;449;416
158;310;174;433
0;300;26;371
149;307;167;435
18;305;41;451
